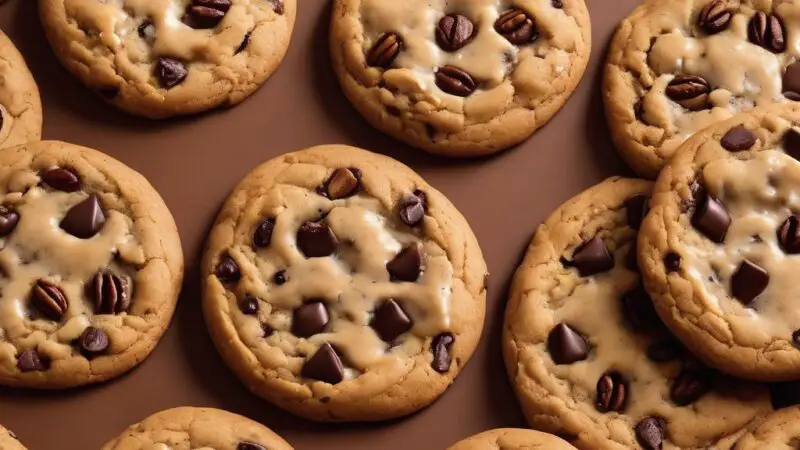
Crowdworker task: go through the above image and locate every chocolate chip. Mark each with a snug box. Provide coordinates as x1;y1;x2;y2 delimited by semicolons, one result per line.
367;32;402;68
0;206;19;237
748;12;786;53
239;295;259;315
547;323;588;365
31;279;68;321
325;168;360;199
436;14;475;52
720;125;756;151
778;215;800;254
596;371;627;412
495;8;538;45
431;332;455;372
636;417;666;450
621;285;660;332
626;241;639;271
79;326;109;354
647;339;683;362
665;75;711;111
237;443;266;450
691;192;730;243
386;243;422;282
17;349;47;372
273;270;287;285
671;368;712;406
90;272;131;314
731;259;769;304
253;218;275;248
60;194;106;239
371;299;413;342
155;58;188;89
570;237;614;276
783;128;800;159
664;252;681;272
697;0;734;34
235;31;251;54
268;0;283;14
41;167;80;192
297;221;338;258
301;342;343;384
626;195;648;229
435;65;477;97
552;0;563;7
292;301;329;338
784;62;800;99
216;254;241;283
187;0;231;29
399;191;427;226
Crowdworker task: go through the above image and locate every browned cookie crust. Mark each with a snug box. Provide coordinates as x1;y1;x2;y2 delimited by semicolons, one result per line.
446;428;577;450
0;30;42;149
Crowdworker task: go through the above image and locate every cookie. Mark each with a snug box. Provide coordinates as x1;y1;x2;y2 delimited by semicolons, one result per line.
0;31;42;150
446;428;576;450
0;424;26;450
605;0;800;178
101;407;293;450
202;144;487;421
38;0;296;119
503;177;771;449
731;406;800;449
330;0;591;157
0;140;183;388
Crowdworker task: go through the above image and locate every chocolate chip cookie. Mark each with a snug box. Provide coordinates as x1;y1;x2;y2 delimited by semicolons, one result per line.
0;141;183;388
446;429;576;450
503;177;771;449
0;31;42;150
330;0;591;157
202;144;487;421
605;0;800;178
731;406;800;449
0;424;26;450
639;103;800;381
101;407;293;450
38;0;296;119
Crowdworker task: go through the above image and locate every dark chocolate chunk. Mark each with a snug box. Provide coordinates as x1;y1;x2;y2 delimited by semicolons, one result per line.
31;279;68;321
41;167;80;192
386;244;423;282
273;270;287;285
239;295;259;315
778;215;800;254
292;301;329;338
399;191;427;226
60;194;106;239
216;254;241;283
636;417;666;450
596;371;627;413
297;221;339;258
325;168;360;199
720;125;756;151
370;299;413;342
731;259;769;304
547;323;588;365
571;237;614;276
664;252;682;272
691;192;730;243
671;368;712;406
253;218;275;248
301;342;344;384
0;206;18;237
431;332;455;372
79;326;109;354
155;58;188;89
17;349;47;372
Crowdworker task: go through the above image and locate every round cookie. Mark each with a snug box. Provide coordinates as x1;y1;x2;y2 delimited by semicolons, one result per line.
0;31;42;149
503;177;771;450
731;407;800;449
202;145;487;422
330;0;591;157
101;407;293;450
38;0;296;119
605;0;800;178
0;140;183;389
639;103;800;381
0;424;26;450
446;428;576;450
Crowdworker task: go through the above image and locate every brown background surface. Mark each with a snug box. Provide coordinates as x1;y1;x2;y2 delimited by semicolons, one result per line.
0;0;637;448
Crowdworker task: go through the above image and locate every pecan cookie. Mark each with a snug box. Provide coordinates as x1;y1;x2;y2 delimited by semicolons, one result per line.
330;0;591;157
0;141;183;388
503;177;771;449
0;424;26;450
38;0;296;119
446;429;576;450
101;407;293;450
731;406;800;449
605;0;800;178
202;145;487;421
0;31;42;150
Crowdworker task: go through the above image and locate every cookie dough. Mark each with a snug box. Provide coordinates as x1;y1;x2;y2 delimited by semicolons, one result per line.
503;177;771;449
731;406;800;449
0;141;183;389
0;424;26;450
38;0;296;119
330;0;591;157
202;145;487;422
639;103;800;381
101;407;293;450
446;428;576;450
0;31;42;150
605;0;800;178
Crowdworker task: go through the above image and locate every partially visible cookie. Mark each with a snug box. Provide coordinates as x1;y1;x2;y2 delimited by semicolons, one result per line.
38;0;296;119
330;0;591;157
639;103;800;381
101;407;293;450
446;428;576;450
0;31;42;149
0;424;26;450
732;407;800;449
202;145;487;421
605;0;800;178
0;141;184;388
504;177;771;449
